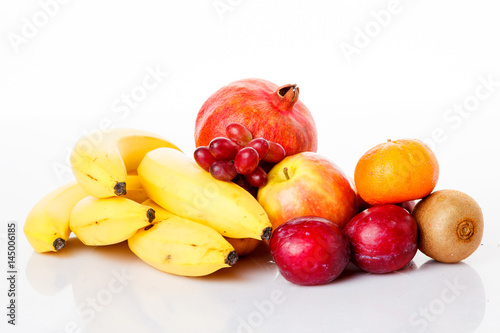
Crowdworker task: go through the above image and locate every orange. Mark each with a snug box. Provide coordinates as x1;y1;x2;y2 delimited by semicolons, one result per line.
354;139;439;205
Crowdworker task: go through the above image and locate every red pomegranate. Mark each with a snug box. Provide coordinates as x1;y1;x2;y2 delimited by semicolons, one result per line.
194;78;318;156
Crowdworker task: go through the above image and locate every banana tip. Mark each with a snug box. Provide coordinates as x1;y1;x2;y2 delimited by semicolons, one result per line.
114;182;127;196
53;238;66;251
261;227;272;241
147;208;156;222
225;251;238;266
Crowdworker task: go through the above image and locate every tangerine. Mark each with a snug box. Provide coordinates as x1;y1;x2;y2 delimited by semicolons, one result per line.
354;139;439;205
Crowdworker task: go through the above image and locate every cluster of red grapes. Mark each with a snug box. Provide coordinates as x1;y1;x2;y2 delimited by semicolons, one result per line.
194;123;286;194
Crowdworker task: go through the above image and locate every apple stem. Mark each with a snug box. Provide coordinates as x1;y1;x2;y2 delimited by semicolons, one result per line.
283;167;290;180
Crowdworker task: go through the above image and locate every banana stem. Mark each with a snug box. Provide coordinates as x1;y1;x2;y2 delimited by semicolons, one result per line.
225;251;239;266
52;238;66;251
261;227;272;240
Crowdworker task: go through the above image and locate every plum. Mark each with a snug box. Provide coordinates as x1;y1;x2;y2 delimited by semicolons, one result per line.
398;199;418;213
269;216;350;286
343;204;418;274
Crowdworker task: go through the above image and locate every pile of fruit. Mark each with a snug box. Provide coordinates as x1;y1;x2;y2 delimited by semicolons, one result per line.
24;78;484;285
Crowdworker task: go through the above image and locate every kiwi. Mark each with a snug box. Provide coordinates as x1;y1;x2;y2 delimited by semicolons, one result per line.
412;189;483;263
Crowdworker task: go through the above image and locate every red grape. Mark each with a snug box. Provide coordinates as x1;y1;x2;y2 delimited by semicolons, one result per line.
245;166;268;187
263;142;286;163
232;174;258;197
245;138;270;160
193;146;216;172
259;161;275;173
226;123;253;146
209;137;239;161
209;161;238;181
234;147;259;175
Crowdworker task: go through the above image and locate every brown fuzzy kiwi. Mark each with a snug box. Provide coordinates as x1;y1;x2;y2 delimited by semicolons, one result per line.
412;189;483;263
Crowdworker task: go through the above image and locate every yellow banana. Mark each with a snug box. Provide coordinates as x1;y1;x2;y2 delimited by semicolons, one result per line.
24;182;88;253
128;215;238;277
137;148;272;240
70;128;180;198
143;199;261;256
141;199;175;220
70;196;155;246
122;172;149;203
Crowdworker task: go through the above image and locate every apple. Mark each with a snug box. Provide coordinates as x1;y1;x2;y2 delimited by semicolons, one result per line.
257;152;358;230
269;216;350;286
343;204;418;274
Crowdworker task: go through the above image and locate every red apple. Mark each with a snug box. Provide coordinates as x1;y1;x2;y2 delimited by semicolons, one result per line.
343;204;418;274
270;216;350;286
257;152;358;230
194;78;317;156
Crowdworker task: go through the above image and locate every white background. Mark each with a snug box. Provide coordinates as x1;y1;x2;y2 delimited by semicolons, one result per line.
1;0;500;332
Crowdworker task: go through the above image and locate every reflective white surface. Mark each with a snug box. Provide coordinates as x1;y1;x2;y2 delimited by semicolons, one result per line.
11;237;496;333
2;0;500;332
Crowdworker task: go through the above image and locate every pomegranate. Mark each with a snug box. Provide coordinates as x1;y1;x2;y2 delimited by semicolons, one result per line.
195;78;318;156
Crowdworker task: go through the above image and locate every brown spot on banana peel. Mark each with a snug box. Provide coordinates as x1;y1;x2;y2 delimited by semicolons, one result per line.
86;174;98;181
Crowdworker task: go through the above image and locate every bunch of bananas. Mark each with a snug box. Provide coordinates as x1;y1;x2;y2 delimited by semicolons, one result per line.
24;128;272;276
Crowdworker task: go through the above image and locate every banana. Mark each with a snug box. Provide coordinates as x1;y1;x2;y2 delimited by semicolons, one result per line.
137;147;272;240
24;182;88;253
70;128;180;198
122;172;149;203
70;196;155;246
142;198;259;256
144;199;261;256
141;199;175;220
128;215;238;277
